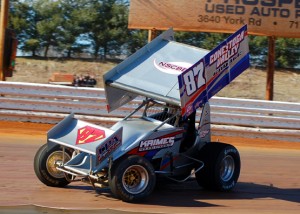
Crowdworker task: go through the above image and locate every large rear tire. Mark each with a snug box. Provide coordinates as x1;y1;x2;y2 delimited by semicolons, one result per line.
196;142;240;191
34;144;72;187
109;155;156;202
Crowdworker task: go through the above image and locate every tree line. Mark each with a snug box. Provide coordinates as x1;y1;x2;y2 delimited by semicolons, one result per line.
9;0;299;68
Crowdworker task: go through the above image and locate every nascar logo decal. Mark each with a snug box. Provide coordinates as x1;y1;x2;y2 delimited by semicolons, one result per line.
154;59;192;75
76;126;106;145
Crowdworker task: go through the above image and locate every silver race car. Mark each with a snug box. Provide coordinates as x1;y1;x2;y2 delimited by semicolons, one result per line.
34;25;250;202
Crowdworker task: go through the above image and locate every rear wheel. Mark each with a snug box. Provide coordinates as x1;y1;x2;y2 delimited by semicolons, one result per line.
34;144;72;187
109;155;156;202
196;142;240;191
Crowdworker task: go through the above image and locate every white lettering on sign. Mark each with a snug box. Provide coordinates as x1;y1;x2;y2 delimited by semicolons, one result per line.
205;0;300;19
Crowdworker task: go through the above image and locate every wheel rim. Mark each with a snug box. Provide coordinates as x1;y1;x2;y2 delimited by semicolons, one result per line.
122;165;149;194
220;155;235;182
46;151;71;179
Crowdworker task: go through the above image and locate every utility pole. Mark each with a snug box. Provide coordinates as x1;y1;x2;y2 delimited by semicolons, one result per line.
0;0;9;81
266;36;276;101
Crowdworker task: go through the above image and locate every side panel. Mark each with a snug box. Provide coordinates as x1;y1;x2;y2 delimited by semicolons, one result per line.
126;129;184;160
95;127;123;165
178;25;250;119
195;102;211;148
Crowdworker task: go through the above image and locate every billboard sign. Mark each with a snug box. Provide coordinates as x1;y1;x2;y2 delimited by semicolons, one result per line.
129;0;300;38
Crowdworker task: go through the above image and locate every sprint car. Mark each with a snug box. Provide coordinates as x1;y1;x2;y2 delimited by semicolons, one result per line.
34;25;250;202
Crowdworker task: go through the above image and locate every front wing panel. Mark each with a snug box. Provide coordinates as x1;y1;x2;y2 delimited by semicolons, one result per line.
47;114;116;156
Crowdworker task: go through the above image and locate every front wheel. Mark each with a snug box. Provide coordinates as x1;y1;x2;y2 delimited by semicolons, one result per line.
196;142;241;191
109;155;156;202
34;143;73;187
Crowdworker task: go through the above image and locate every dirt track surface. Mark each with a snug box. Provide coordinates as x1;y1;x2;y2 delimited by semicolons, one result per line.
0;121;299;214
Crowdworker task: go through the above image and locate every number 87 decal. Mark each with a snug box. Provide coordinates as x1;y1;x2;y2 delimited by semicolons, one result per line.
183;60;206;96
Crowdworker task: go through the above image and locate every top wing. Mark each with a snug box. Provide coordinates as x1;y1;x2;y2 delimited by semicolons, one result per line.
178;25;250;119
103;28;209;112
104;26;249;116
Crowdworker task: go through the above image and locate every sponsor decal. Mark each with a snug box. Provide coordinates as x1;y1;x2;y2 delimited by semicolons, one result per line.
76;126;106;145
154;59;192;75
178;25;249;119
209;30;245;69
98;136;121;162
139;136;175;151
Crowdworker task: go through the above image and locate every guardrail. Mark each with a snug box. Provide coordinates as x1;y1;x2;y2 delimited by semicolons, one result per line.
0;81;299;142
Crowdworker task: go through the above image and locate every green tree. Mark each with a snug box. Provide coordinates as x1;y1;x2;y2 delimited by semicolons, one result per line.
175;31;228;50
9;1;29;42
249;36;300;69
276;38;300;68
58;0;88;57
126;30;147;54
175;31;206;47
248;35;268;67
10;0;41;56
33;0;64;57
82;0;129;59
